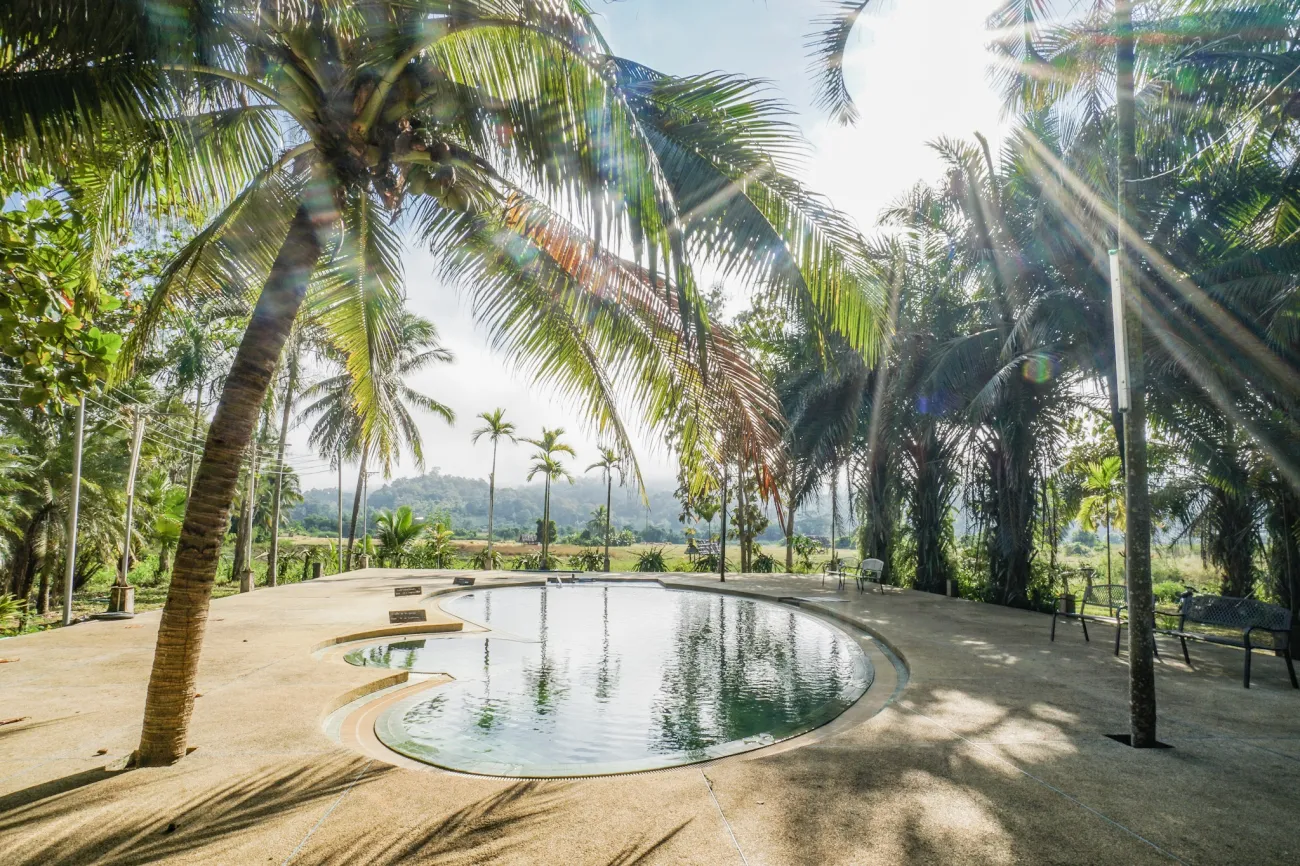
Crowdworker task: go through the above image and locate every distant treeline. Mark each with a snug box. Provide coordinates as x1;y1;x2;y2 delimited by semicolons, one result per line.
294;469;843;539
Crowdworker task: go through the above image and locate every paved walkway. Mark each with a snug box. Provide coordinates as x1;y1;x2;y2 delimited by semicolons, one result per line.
1;570;1297;865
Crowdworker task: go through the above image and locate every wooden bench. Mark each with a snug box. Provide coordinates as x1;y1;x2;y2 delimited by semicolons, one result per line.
1159;595;1297;689
1050;584;1149;657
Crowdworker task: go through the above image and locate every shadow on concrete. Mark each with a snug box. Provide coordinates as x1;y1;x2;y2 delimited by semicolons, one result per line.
298;779;567;865
0;754;388;866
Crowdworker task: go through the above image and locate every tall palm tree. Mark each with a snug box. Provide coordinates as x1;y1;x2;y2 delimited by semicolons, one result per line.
301;312;455;571
4;1;880;765
586;447;623;572
526;428;576;568
471;409;517;557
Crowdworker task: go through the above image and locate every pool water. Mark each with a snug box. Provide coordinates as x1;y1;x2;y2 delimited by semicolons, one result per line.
345;584;871;776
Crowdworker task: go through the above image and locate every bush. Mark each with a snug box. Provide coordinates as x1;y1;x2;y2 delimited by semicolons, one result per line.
693;553;719;572
0;593;22;631
568;549;606;571
751;552;778;573
470;547;503;571
634;547;668;572
1153;580;1186;605
510;552;560;571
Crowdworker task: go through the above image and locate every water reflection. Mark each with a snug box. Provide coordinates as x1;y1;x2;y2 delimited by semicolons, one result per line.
346;585;869;775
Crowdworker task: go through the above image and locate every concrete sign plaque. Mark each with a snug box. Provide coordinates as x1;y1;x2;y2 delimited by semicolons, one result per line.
394;586;422;597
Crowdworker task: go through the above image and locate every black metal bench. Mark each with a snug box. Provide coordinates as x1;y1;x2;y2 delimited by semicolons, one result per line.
1050;584;1148;657
1159;595;1297;689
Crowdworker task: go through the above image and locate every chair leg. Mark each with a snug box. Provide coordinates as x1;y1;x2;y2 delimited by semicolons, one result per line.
1050;613;1058;642
1080;617;1090;643
1114;621;1123;656
1244;648;1252;689
1285;652;1298;689
1181;637;1191;667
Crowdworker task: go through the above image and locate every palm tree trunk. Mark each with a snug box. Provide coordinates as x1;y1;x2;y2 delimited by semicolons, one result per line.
37;516;55;616
1105;505;1112;583
137;204;322;766
231;464;251;580
785;475;797;573
487;441;497;555
542;477;551;567
604;476;612;572
186;371;204;494
345;446;368;572
267;347;299;587
1117;0;1157;748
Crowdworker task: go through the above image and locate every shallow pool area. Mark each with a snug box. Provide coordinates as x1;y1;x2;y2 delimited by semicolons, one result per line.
344;583;872;776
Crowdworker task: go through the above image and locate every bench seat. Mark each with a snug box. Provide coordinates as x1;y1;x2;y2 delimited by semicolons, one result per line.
1156;595;1297;689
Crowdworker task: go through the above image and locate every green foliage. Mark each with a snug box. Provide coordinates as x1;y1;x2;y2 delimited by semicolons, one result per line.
0;593;22;630
693;553;719;572
751;552;778;573
791;534;822;573
567;549;605;571
0;195;123;407
409;523;457;569
510;552;560;571
374;505;426;567
469;547;503;571
633;547;668;572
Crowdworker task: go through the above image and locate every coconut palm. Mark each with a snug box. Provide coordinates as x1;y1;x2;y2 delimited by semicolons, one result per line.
471;409;517;556
4;0;881;765
373;506;426;568
586;447;623;572
1077;457;1126;584
301;312;455;571
526;429;576;568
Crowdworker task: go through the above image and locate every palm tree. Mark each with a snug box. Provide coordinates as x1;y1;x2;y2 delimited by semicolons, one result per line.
301;313;455;572
373;506;426;568
471;409;517;557
1077;457;1126;584
586;447;623;572
4;0;880;766
526;429;576;568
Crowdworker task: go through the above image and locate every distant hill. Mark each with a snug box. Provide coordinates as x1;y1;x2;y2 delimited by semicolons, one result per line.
294;468;841;539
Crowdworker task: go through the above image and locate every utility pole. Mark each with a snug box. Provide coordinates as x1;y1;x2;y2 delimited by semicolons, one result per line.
62;397;85;626
240;438;258;592
109;408;145;615
337;447;344;575
1116;0;1158;747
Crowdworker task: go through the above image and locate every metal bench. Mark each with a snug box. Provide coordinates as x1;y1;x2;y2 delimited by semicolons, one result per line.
1050;584;1145;657
1159;595;1297;689
821;559;856;590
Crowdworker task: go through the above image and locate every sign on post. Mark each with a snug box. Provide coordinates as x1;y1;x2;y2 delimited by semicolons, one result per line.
388;609;427;624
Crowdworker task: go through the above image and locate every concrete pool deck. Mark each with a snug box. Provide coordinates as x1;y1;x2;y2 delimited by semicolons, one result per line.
0;569;1296;865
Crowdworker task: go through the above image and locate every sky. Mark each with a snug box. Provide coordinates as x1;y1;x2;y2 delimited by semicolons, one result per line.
291;0;1011;493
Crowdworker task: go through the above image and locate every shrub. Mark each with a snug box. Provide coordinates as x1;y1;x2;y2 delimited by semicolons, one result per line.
1153;580;1186;605
470;547;503;571
510;552;560;571
568;549;606;571
0;593;22;631
751;552;778;573
634;547;668;572
693;553;719;572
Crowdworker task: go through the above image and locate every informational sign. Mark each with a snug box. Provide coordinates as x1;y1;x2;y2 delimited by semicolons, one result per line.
452;577;476;586
394;586;422;597
388;609;427;624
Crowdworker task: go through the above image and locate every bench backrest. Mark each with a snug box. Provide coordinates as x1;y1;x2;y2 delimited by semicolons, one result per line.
1181;595;1291;632
1081;584;1127;609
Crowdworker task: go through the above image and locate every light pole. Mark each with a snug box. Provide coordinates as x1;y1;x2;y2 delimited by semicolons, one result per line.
109;408;145;615
61;397;85;626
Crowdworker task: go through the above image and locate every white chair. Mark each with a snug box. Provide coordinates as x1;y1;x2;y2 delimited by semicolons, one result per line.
858;558;884;592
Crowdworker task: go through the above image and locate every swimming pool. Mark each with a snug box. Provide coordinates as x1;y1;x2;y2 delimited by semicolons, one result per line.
345;583;872;776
